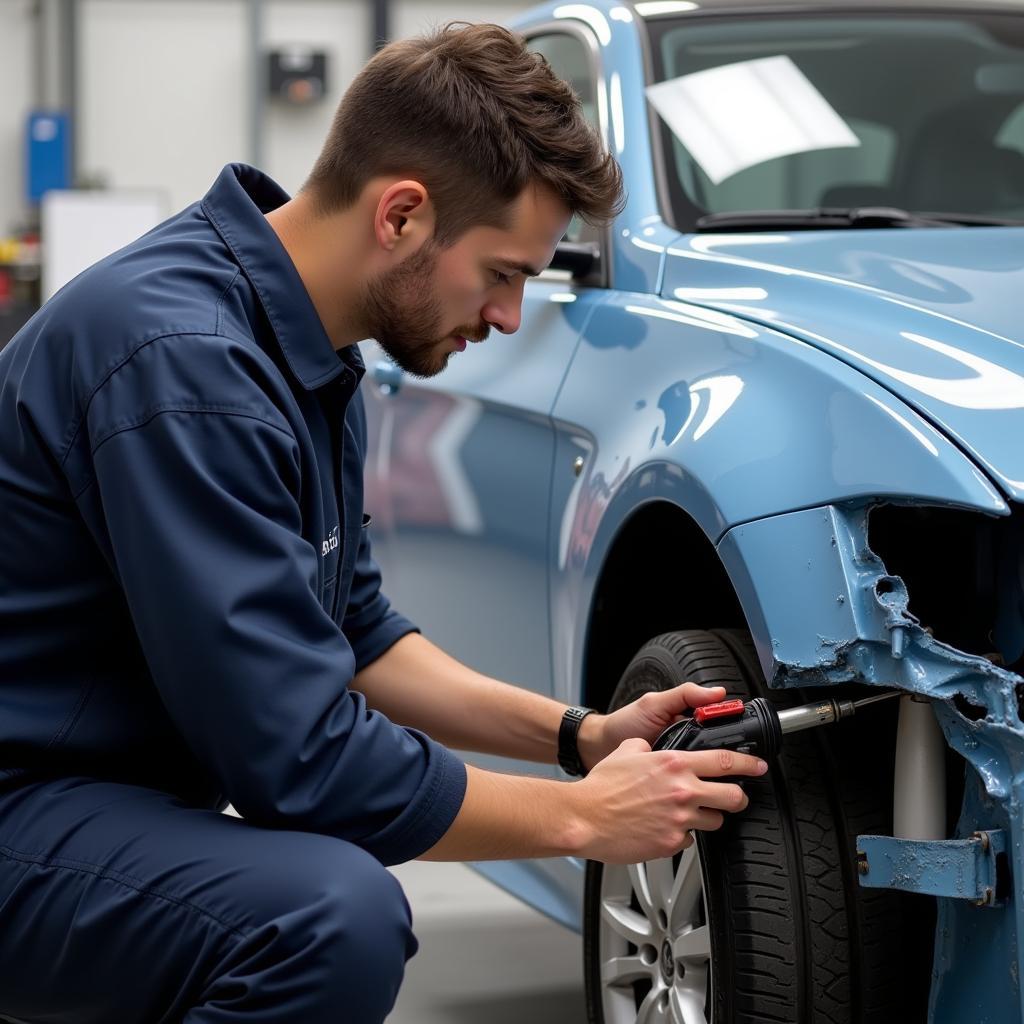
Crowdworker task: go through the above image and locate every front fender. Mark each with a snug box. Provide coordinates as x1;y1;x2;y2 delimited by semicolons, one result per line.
554;293;1006;542
549;292;1007;703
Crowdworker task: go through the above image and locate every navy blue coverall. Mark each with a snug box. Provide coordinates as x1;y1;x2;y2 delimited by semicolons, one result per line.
0;164;468;1022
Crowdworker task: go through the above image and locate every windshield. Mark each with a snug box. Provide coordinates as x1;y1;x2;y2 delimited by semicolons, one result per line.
645;10;1024;229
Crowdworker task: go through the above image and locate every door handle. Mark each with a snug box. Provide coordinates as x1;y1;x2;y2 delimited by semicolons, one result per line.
373;360;404;395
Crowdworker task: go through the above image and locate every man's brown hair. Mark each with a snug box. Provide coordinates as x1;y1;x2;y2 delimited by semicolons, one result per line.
304;22;625;245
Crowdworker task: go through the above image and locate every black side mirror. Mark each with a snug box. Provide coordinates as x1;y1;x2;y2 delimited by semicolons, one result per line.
548;241;599;277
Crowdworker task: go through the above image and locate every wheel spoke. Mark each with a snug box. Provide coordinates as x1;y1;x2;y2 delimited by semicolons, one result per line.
635;985;668;1024
672;924;711;963
683;961;709;1001
669;985;708;1024
646;856;676;914
602;897;655;946
602;952;655;989
668;845;703;932
628;861;656;919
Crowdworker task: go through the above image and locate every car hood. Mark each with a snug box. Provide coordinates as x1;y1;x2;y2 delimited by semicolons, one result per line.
661;228;1024;501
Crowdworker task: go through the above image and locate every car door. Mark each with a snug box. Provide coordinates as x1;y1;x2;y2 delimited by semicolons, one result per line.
361;24;607;779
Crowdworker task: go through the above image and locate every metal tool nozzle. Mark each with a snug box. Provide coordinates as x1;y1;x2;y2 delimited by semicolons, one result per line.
777;699;845;735
851;691;902;711
776;691;900;736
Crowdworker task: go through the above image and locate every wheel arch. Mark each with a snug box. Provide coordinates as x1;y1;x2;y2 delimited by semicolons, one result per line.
579;499;747;714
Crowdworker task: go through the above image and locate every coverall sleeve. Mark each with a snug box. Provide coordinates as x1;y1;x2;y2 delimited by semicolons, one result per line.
85;347;466;865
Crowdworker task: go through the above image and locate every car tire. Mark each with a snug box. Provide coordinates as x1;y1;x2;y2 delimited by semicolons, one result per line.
582;628;930;1024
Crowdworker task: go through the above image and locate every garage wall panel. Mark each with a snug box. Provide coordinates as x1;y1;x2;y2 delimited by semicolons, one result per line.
79;0;249;216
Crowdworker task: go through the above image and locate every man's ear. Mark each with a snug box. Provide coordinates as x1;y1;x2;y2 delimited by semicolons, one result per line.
373;180;435;253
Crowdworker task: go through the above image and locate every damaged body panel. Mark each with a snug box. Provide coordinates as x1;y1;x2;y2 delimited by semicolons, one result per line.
719;502;1024;1023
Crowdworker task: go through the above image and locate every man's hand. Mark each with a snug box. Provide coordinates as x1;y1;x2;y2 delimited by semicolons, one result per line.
420;740;768;864
578;683;728;772
567;738;767;864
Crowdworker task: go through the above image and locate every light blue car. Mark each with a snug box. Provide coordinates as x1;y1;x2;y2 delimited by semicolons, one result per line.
362;2;1024;1021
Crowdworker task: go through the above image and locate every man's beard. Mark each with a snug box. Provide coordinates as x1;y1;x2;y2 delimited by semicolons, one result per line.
361;243;486;379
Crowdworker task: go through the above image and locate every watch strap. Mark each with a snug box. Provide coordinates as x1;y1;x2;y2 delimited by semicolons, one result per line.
558;705;594;777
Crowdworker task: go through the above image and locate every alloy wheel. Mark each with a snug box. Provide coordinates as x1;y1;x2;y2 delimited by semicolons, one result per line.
597;845;712;1024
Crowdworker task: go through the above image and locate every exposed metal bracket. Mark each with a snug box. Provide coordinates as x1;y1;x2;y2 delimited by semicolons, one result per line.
857;830;1009;906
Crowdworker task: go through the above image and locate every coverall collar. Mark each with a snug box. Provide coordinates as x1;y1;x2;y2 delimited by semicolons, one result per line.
201;162;365;391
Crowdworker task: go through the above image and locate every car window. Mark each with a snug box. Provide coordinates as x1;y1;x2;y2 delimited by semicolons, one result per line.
530;32;598;128
529;31;598;245
645;12;1024;227
669;116;898;215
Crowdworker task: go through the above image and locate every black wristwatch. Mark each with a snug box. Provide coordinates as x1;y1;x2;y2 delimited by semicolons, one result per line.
558;705;595;777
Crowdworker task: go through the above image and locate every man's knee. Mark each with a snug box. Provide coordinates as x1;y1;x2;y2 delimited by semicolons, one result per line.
300;842;417;982
217;833;417;1008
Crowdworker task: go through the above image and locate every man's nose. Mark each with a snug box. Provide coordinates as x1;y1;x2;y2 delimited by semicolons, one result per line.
483;285;525;335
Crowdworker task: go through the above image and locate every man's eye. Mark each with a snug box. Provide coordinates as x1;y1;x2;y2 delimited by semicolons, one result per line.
491;269;511;285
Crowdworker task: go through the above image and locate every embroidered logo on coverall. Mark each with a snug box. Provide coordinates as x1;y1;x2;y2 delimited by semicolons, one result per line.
321;526;340;556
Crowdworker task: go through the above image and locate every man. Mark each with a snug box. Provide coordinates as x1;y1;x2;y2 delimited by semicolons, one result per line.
0;22;765;1023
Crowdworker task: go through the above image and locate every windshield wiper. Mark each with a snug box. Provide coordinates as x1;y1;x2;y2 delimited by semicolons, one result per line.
694;207;1024;231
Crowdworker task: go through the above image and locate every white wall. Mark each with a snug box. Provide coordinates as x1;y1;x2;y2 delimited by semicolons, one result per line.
75;0;529;211
79;0;250;216
0;0;37;234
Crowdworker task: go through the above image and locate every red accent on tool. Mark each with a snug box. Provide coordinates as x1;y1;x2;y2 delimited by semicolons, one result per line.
693;699;747;724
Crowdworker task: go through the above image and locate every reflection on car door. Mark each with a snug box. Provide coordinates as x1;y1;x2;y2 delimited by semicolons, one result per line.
362;284;602;777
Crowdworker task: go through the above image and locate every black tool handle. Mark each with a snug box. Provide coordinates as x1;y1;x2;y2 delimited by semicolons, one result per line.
652;697;783;759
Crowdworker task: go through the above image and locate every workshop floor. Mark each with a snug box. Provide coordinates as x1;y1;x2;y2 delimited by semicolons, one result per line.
385;860;586;1023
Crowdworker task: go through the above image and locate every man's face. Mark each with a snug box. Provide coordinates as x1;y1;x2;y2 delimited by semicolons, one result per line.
360;183;571;378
